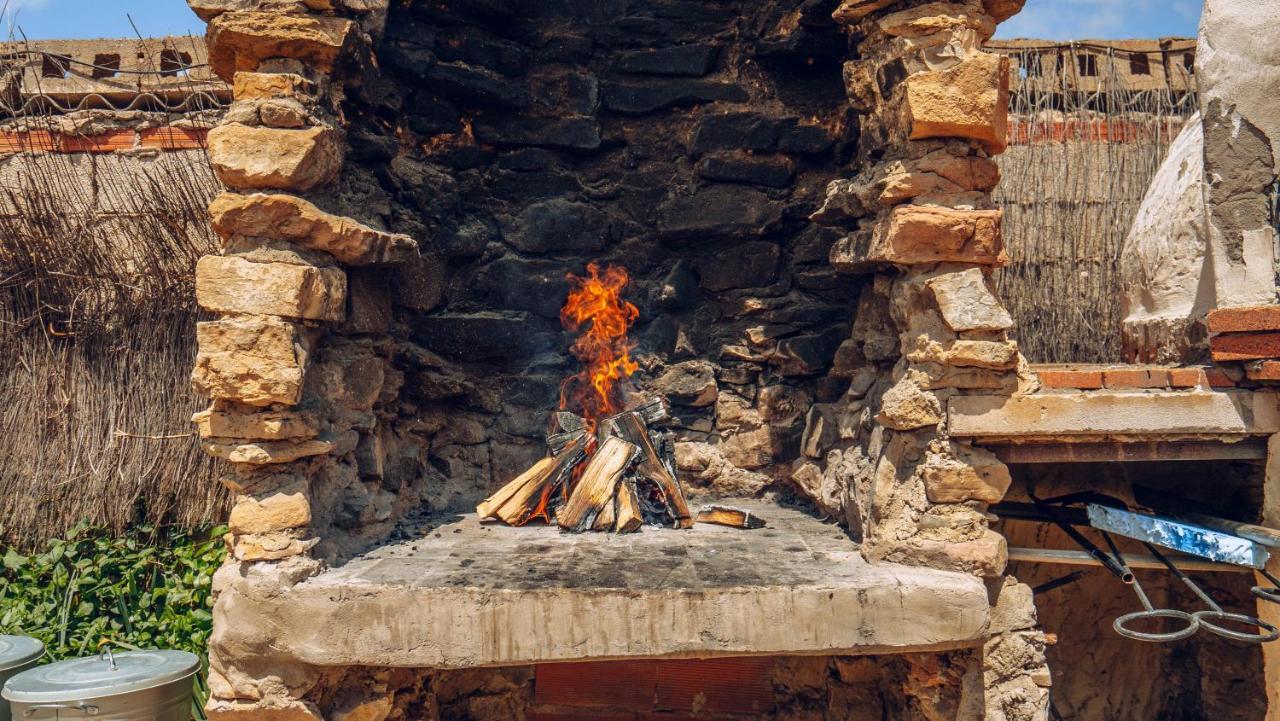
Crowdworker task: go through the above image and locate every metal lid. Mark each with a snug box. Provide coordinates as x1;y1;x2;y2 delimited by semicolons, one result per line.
0;636;43;673
2;650;199;703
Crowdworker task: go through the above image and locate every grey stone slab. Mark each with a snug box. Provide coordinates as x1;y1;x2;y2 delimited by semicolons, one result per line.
223;500;992;669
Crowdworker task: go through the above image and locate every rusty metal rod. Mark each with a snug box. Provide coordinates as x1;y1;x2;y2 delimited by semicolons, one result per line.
1008;547;1250;573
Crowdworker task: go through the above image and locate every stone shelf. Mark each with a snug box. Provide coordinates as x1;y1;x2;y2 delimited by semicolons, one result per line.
220;501;991;669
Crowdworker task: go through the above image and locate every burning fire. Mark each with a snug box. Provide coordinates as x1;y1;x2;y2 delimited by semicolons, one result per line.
558;262;640;429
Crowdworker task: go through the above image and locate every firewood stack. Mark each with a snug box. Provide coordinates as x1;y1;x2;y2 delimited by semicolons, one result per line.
478;397;694;532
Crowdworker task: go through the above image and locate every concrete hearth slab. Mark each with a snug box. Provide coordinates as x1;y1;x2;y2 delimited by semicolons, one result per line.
948;390;1280;441
225;501;991;669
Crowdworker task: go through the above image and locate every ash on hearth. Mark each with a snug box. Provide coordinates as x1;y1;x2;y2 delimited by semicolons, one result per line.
477;396;692;532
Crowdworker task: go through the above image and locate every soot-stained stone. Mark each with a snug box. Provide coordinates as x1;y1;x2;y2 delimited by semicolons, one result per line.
697;154;795;187
407;91;462;135
601;80;748;115
489;171;583;205
382;41;437;77
697;241;780;291
537;34;595;64
690;112;784;153
436;218;499;261
348;126;398;163
433;30;529;77
413;312;557;361
615;43;719;76
657;185;782;242
501;198;613;253
425;62;532;109
777;120;835;154
752;27;846;59
531;71;599;115
497;148;558;172
652;259;701;311
775;327;846;376
473;114;601;150
473;256;570;319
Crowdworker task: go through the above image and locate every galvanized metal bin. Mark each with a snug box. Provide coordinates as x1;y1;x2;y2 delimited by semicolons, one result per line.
0;637;44;721
2;649;198;721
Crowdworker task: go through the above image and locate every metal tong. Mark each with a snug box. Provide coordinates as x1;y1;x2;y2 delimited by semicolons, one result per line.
1029;482;1278;644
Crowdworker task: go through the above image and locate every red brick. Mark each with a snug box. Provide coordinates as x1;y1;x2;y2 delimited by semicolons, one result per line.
1246;360;1280;381
1102;367;1169;389
655;658;773;716
1167;367;1209;388
1204;366;1239;388
1209;332;1280;361
531;712;636;721
1206;305;1280;334
535;661;656;709
1034;367;1104;389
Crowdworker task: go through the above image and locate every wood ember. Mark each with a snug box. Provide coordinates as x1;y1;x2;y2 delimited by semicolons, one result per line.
477;395;692;533
696;505;767;529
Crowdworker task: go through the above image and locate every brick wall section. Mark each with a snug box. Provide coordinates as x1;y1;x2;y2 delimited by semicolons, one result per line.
0;128;209;153
1032;364;1240;390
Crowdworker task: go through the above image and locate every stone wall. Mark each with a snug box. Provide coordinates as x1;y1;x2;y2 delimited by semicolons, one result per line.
186;0;1055;718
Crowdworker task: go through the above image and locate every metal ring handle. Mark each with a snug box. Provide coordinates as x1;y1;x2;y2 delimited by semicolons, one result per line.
1193;610;1280;644
1253;585;1280;605
23;703;100;717
1114;609;1200;642
98;646;117;671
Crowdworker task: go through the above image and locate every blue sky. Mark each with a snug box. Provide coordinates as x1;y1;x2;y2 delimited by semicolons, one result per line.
2;0;1203;42
994;0;1202;40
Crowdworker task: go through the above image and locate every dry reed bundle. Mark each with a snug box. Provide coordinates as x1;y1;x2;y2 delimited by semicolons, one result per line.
989;42;1198;363
0;114;226;548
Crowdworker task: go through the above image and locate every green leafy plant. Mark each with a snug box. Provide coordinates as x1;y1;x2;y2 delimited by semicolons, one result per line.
0;522;226;720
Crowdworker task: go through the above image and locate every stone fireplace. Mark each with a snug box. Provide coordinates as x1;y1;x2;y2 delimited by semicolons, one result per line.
183;0;1084;718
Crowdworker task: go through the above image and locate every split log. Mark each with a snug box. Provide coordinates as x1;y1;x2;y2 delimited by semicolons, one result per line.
696;505;766;529
592;494;617;531
615;479;643;533
558;436;637;532
607;411;694;528
478;435;586;525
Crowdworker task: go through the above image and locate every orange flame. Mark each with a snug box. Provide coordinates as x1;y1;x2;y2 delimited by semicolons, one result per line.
559;262;640;428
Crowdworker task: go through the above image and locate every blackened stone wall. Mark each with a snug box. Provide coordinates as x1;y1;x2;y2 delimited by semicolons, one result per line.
325;0;864;514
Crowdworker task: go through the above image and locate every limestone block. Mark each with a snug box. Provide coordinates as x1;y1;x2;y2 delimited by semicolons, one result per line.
203;438;333;464
233;72;316;101
944;340;1019;369
207;124;343;192
833;205;1006;271
878;2;995;40
989;578;1038;633
652;360;718;406
905;52;1008;153
192;316;310;407
229;483;311;534
230;530;318;561
192;404;318;440
206;697;324;721
206;11;355;80
921;441;1011;503
876;377;942;430
914;151;1000;191
982;0;1025;23
926;268;1012;332
209;192;418;265
832;0;902;24
196;255;347;321
893;529;1008;577
259;99;310;129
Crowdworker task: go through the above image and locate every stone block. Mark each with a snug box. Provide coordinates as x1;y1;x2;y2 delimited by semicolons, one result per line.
921;442;1011;504
230;530;317;561
890;530;1008;577
982;0;1026;22
948;390;1280;439
232;71;315;101
196;255;346;321
206;697;324;721
878;2;996;39
914;151;1000;191
905;52;1009;153
876;378;942;430
210;192;418;265
926;268;1012;332
832;0;902;24
988;578;1038;634
833;205;1006;270
203;438;333;465
206;11;354;81
943;340;1019;370
192;316;310;407
1206;305;1280;334
229;483;312;534
1210;331;1280;361
193;404;318;440
207;124;343;192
